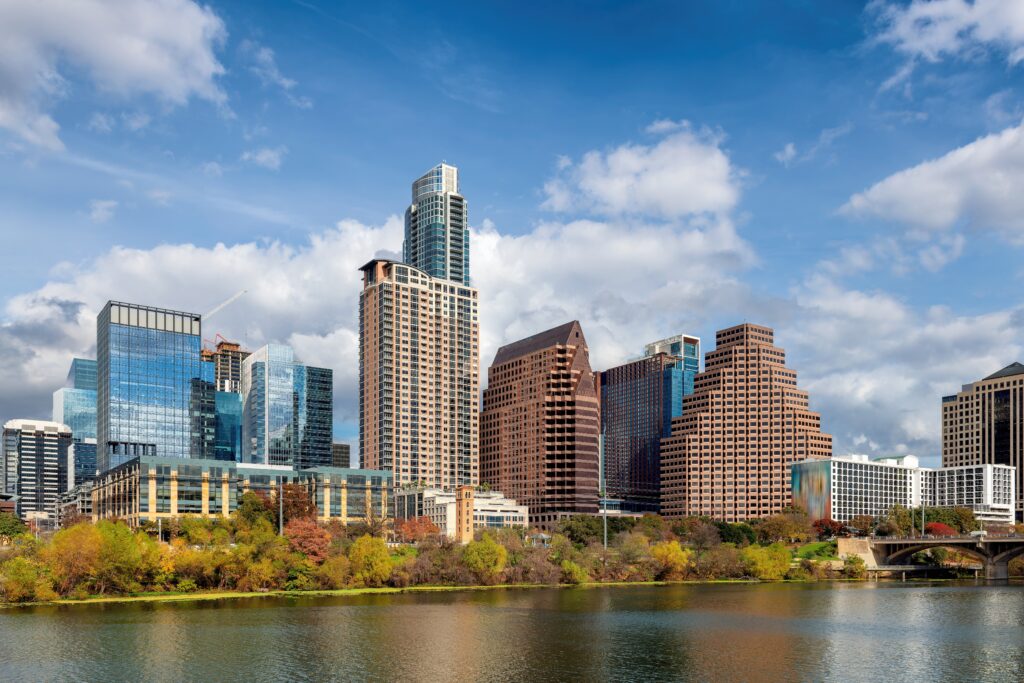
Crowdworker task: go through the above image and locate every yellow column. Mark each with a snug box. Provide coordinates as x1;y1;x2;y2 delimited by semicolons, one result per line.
222;475;230;517
148;473;157;518
340;483;348;524
322;483;331;522
201;472;209;515
170;472;178;515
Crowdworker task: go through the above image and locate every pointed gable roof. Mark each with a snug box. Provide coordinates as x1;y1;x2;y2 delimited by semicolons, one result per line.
491;321;584;366
984;362;1024;381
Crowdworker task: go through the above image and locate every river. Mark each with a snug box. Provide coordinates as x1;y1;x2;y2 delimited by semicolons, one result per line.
0;582;1021;681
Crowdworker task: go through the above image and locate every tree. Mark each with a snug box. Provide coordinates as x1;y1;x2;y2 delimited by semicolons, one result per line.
462;534;508;585
715;521;756;546
0;513;26;543
925;522;957;537
812;518;845;540
842;554;867;579
396;516;440;543
315;554;351;589
885;505;913;536
650;540;693;580
41;522;102;596
281;483;317;524
686;521;721;553
848;515;875;537
93;521;161;594
348;534;392;587
740;543;791;580
0;557;47;602
560;559;589;584
285;517;331;563
236;491;274;529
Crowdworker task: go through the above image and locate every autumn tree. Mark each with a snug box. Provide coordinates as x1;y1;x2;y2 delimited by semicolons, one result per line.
41;523;102;596
925;522;957;537
396;516;440;543
740;543;791;580
848;515;875;537
651;540;693;580
812;518;845;540
285;518;332;563
348;534;392;587
0;513;26;543
462;534;508;585
281;483;317;524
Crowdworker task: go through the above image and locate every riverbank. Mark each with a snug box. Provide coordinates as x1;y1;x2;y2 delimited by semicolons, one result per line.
2;575;951;609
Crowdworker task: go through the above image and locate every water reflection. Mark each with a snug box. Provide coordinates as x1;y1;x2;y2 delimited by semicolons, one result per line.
1;583;1022;682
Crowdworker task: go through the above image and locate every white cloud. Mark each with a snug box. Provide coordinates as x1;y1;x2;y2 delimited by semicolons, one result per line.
121;111;151;131
542;121;741;219
88;199;117;223
240;39;312;109
842;121;1024;243
87;112;114;133
774;142;797;166
241;146;287;171
872;0;1024;64
0;0;227;150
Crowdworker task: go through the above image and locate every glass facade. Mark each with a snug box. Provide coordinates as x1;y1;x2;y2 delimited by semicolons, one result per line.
403;163;469;285
241;344;333;468
214;391;243;462
53;358;99;485
600;335;700;513
97;302;214;473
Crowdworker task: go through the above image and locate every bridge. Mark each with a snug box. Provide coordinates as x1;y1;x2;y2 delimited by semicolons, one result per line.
837;535;1024;579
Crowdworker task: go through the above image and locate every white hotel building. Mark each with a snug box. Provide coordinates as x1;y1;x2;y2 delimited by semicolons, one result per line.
792;454;1016;525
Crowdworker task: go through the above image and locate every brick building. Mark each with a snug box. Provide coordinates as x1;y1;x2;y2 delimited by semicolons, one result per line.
660;323;832;521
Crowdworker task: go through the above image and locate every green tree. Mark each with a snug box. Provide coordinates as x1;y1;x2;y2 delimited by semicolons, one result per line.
235;491;275;529
740;543;791;580
0;512;27;542
462;534;508;585
93;521;161;594
560;559;589;584
0;557;44;602
715;521;756;546
650;540;693;580
315;554;351;589
348;535;392;587
885;505;913;536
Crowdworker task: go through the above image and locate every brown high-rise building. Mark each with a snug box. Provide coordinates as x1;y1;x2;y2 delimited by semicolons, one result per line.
201;339;251;393
942;362;1024;519
359;258;479;489
480;321;600;527
660;323;832;522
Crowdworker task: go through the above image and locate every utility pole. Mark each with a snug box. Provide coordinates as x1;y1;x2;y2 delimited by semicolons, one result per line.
278;477;284;536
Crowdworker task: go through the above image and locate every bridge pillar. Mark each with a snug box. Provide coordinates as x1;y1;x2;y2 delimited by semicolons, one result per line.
985;561;1008;581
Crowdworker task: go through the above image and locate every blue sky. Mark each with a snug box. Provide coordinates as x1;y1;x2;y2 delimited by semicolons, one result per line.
1;0;1023;465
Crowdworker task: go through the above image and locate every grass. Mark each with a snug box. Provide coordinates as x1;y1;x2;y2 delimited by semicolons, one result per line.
795;541;839;561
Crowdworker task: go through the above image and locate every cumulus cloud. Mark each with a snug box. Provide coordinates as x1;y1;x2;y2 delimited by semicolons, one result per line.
542;121;741;219
88;199;117;223
0;0;227;150
786;274;1023;464
240;39;312;109
842;121;1024;243
241;146;287;170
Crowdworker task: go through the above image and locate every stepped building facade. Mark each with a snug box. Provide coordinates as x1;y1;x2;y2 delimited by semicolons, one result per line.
660;323;832;522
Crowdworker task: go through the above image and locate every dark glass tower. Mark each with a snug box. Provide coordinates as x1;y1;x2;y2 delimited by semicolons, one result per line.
403;163;469;284
96;302;215;472
599;334;700;513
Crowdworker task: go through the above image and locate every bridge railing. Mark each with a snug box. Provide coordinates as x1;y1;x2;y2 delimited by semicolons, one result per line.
869;533;1024;542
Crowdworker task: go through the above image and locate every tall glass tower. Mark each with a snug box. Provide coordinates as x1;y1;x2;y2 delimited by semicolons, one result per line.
240;344;333;469
52;358;98;485
96;302;215;472
403;163;469;284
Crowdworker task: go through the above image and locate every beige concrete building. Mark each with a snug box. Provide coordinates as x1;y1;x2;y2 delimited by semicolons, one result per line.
942;362;1024;520
200;339;251;393
480;321;601;528
660;323;832;522
359;258;480;489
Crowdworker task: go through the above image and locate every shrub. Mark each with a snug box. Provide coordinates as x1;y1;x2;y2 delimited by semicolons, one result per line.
650;541;693;581
560;560;589;585
176;578;198;593
315;554;351;589
0;557;43;602
462;534;508;585
842;554;867;579
740;543;791;581
348;535;392;587
694;545;745;579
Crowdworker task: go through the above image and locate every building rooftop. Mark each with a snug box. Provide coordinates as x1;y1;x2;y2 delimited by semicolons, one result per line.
492;320;584;366
984;362;1024;381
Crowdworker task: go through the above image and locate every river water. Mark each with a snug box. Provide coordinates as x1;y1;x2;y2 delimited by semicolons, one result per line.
0;582;1021;682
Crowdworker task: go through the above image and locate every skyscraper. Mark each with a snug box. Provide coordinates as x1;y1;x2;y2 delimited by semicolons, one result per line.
599;334;700;512
52;357;98;485
201;339;251;393
240;344;333;469
660;323;832;522
359;259;480;489
331;443;351;469
480;321;601;527
403;163;469;285
942;362;1024;519
96;301;215;472
2;419;72;523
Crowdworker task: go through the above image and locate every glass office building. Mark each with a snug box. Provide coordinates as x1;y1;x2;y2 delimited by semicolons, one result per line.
97;302;215;473
403;163;469;285
214;391;243;462
53;358;99;485
600;334;701;512
241;344;333;469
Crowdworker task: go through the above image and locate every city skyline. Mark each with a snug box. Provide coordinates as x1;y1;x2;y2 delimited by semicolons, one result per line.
2;1;1024;466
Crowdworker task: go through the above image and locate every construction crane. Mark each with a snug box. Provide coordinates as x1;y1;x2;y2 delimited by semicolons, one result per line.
205;289;247;321
201;290;248;352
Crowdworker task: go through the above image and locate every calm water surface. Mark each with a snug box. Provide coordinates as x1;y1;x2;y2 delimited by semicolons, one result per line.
1;582;1022;682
